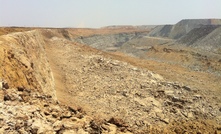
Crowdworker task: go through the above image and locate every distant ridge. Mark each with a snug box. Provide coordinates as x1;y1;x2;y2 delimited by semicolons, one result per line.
101;25;156;30
148;19;221;39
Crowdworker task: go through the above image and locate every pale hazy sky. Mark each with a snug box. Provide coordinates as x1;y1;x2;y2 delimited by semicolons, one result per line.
0;0;221;28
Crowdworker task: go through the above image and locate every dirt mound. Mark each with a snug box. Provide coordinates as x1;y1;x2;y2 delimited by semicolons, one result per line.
178;25;219;45
177;25;221;53
192;26;221;53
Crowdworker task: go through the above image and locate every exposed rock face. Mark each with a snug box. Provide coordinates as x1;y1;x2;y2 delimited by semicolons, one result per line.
0;30;56;99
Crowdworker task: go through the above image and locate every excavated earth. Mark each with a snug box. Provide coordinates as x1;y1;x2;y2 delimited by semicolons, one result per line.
0;27;221;134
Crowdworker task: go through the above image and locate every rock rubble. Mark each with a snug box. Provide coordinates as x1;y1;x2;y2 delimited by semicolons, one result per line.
0;86;133;134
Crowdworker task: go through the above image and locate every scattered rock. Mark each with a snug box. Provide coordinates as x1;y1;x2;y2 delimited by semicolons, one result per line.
188;112;194;118
101;124;110;131
0;29;220;134
135;120;144;127
62;111;72;118
160;118;169;124
17;87;24;92
108;117;128;127
4;94;11;101
182;86;191;91
31;119;53;134
68;106;77;114
63;120;76;129
172;96;186;104
3;82;9;89
193;94;202;99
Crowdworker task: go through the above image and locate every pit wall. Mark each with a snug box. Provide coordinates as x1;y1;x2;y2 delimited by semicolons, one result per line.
0;30;56;99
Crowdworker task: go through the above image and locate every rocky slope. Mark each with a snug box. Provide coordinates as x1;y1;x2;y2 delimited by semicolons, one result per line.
178;25;221;53
119;36;172;58
74;30;221;76
149;19;221;39
74;32;149;52
46;30;221;133
74;31;172;58
0;28;221;133
0;30;134;134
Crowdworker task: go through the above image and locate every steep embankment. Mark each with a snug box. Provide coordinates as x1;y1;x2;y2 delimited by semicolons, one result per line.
149;19;221;39
0;30;56;99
